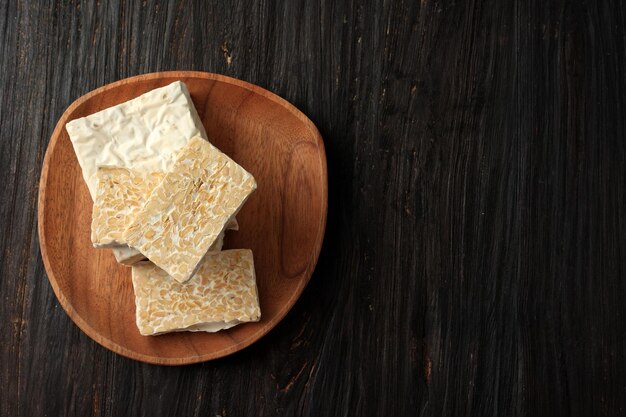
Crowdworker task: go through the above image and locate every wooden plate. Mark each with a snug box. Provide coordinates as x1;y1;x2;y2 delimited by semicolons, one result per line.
38;72;327;365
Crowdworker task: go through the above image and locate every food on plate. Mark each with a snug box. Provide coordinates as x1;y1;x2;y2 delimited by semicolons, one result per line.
122;136;256;284
131;250;260;336
66;81;260;336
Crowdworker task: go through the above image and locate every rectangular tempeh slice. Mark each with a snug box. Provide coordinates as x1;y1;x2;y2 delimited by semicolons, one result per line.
131;249;261;336
123;136;257;283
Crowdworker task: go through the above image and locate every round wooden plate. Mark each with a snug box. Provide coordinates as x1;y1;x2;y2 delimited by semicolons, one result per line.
38;72;327;365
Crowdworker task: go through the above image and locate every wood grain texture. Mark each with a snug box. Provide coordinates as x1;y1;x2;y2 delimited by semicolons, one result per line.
1;0;626;416
38;71;327;364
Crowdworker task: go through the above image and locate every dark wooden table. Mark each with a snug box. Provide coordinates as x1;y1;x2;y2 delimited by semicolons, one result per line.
2;1;626;416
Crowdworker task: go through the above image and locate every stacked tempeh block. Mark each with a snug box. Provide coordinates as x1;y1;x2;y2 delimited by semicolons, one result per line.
66;81;261;335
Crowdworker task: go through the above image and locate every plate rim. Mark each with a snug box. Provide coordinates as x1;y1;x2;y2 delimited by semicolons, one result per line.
37;71;328;365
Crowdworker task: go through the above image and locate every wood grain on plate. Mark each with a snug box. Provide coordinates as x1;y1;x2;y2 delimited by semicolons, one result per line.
37;71;327;365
